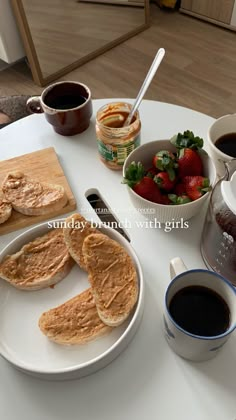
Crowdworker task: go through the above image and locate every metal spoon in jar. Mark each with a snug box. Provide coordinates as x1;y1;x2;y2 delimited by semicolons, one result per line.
123;47;165;127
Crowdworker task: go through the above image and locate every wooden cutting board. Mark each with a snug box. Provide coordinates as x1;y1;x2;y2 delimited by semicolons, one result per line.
0;147;76;235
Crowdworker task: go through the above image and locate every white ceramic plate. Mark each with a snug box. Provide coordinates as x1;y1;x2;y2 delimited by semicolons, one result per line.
0;219;144;380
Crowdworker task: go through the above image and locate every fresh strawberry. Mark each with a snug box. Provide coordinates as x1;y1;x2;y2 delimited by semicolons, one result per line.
123;162;163;204
183;176;211;201
145;167;157;178
177;148;203;178
154;172;176;192
168;193;192;205
152;150;177;181
174;182;186;196
133;177;156;199
134;177;163;203
162;194;171;205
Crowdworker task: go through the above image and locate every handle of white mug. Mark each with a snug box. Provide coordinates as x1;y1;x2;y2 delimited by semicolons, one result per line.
170;257;187;279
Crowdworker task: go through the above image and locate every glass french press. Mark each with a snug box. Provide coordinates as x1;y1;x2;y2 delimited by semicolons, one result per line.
201;159;236;286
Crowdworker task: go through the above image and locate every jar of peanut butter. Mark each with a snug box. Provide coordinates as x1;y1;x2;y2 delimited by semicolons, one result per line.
95;102;141;170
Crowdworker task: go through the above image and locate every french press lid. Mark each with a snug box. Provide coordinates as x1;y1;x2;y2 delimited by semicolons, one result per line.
221;171;236;215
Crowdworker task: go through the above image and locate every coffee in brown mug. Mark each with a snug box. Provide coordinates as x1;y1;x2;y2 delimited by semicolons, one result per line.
27;81;93;136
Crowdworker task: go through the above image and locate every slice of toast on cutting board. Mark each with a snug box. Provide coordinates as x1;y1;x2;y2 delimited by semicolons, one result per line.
0;147;76;235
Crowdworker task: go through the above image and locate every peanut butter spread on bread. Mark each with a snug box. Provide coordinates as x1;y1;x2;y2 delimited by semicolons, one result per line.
0;229;74;289
0;198;11;214
63;213;99;270
39;288;112;344
0;195;12;223
82;233;138;326
2;172;67;214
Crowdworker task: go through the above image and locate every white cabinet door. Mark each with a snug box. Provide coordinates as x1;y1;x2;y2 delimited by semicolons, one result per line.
0;36;8;62
231;1;236;25
0;0;25;63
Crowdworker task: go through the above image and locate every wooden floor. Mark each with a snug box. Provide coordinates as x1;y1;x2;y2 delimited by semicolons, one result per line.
0;4;236;118
23;0;145;78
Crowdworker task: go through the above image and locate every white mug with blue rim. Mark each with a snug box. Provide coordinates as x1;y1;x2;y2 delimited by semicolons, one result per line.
163;258;236;362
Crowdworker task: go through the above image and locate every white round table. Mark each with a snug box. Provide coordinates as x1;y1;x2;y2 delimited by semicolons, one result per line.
0;99;235;420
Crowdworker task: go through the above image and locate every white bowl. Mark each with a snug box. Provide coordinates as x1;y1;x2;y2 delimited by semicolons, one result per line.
123;140;217;223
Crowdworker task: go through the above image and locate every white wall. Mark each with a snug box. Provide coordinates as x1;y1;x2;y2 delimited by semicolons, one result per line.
0;0;25;63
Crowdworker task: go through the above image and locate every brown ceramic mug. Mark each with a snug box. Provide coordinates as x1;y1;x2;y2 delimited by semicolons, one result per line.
27;81;92;136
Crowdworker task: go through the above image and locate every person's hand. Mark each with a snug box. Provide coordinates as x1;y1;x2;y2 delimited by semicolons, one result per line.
0;111;11;125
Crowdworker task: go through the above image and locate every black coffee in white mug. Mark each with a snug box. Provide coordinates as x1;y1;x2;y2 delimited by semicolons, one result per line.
169;285;230;336
214;132;236;158
163;257;236;362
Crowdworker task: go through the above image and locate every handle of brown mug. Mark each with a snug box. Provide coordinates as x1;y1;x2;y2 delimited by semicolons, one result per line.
26;96;43;114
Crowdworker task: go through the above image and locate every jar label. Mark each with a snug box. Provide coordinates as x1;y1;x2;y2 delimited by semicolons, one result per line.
97;135;141;166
